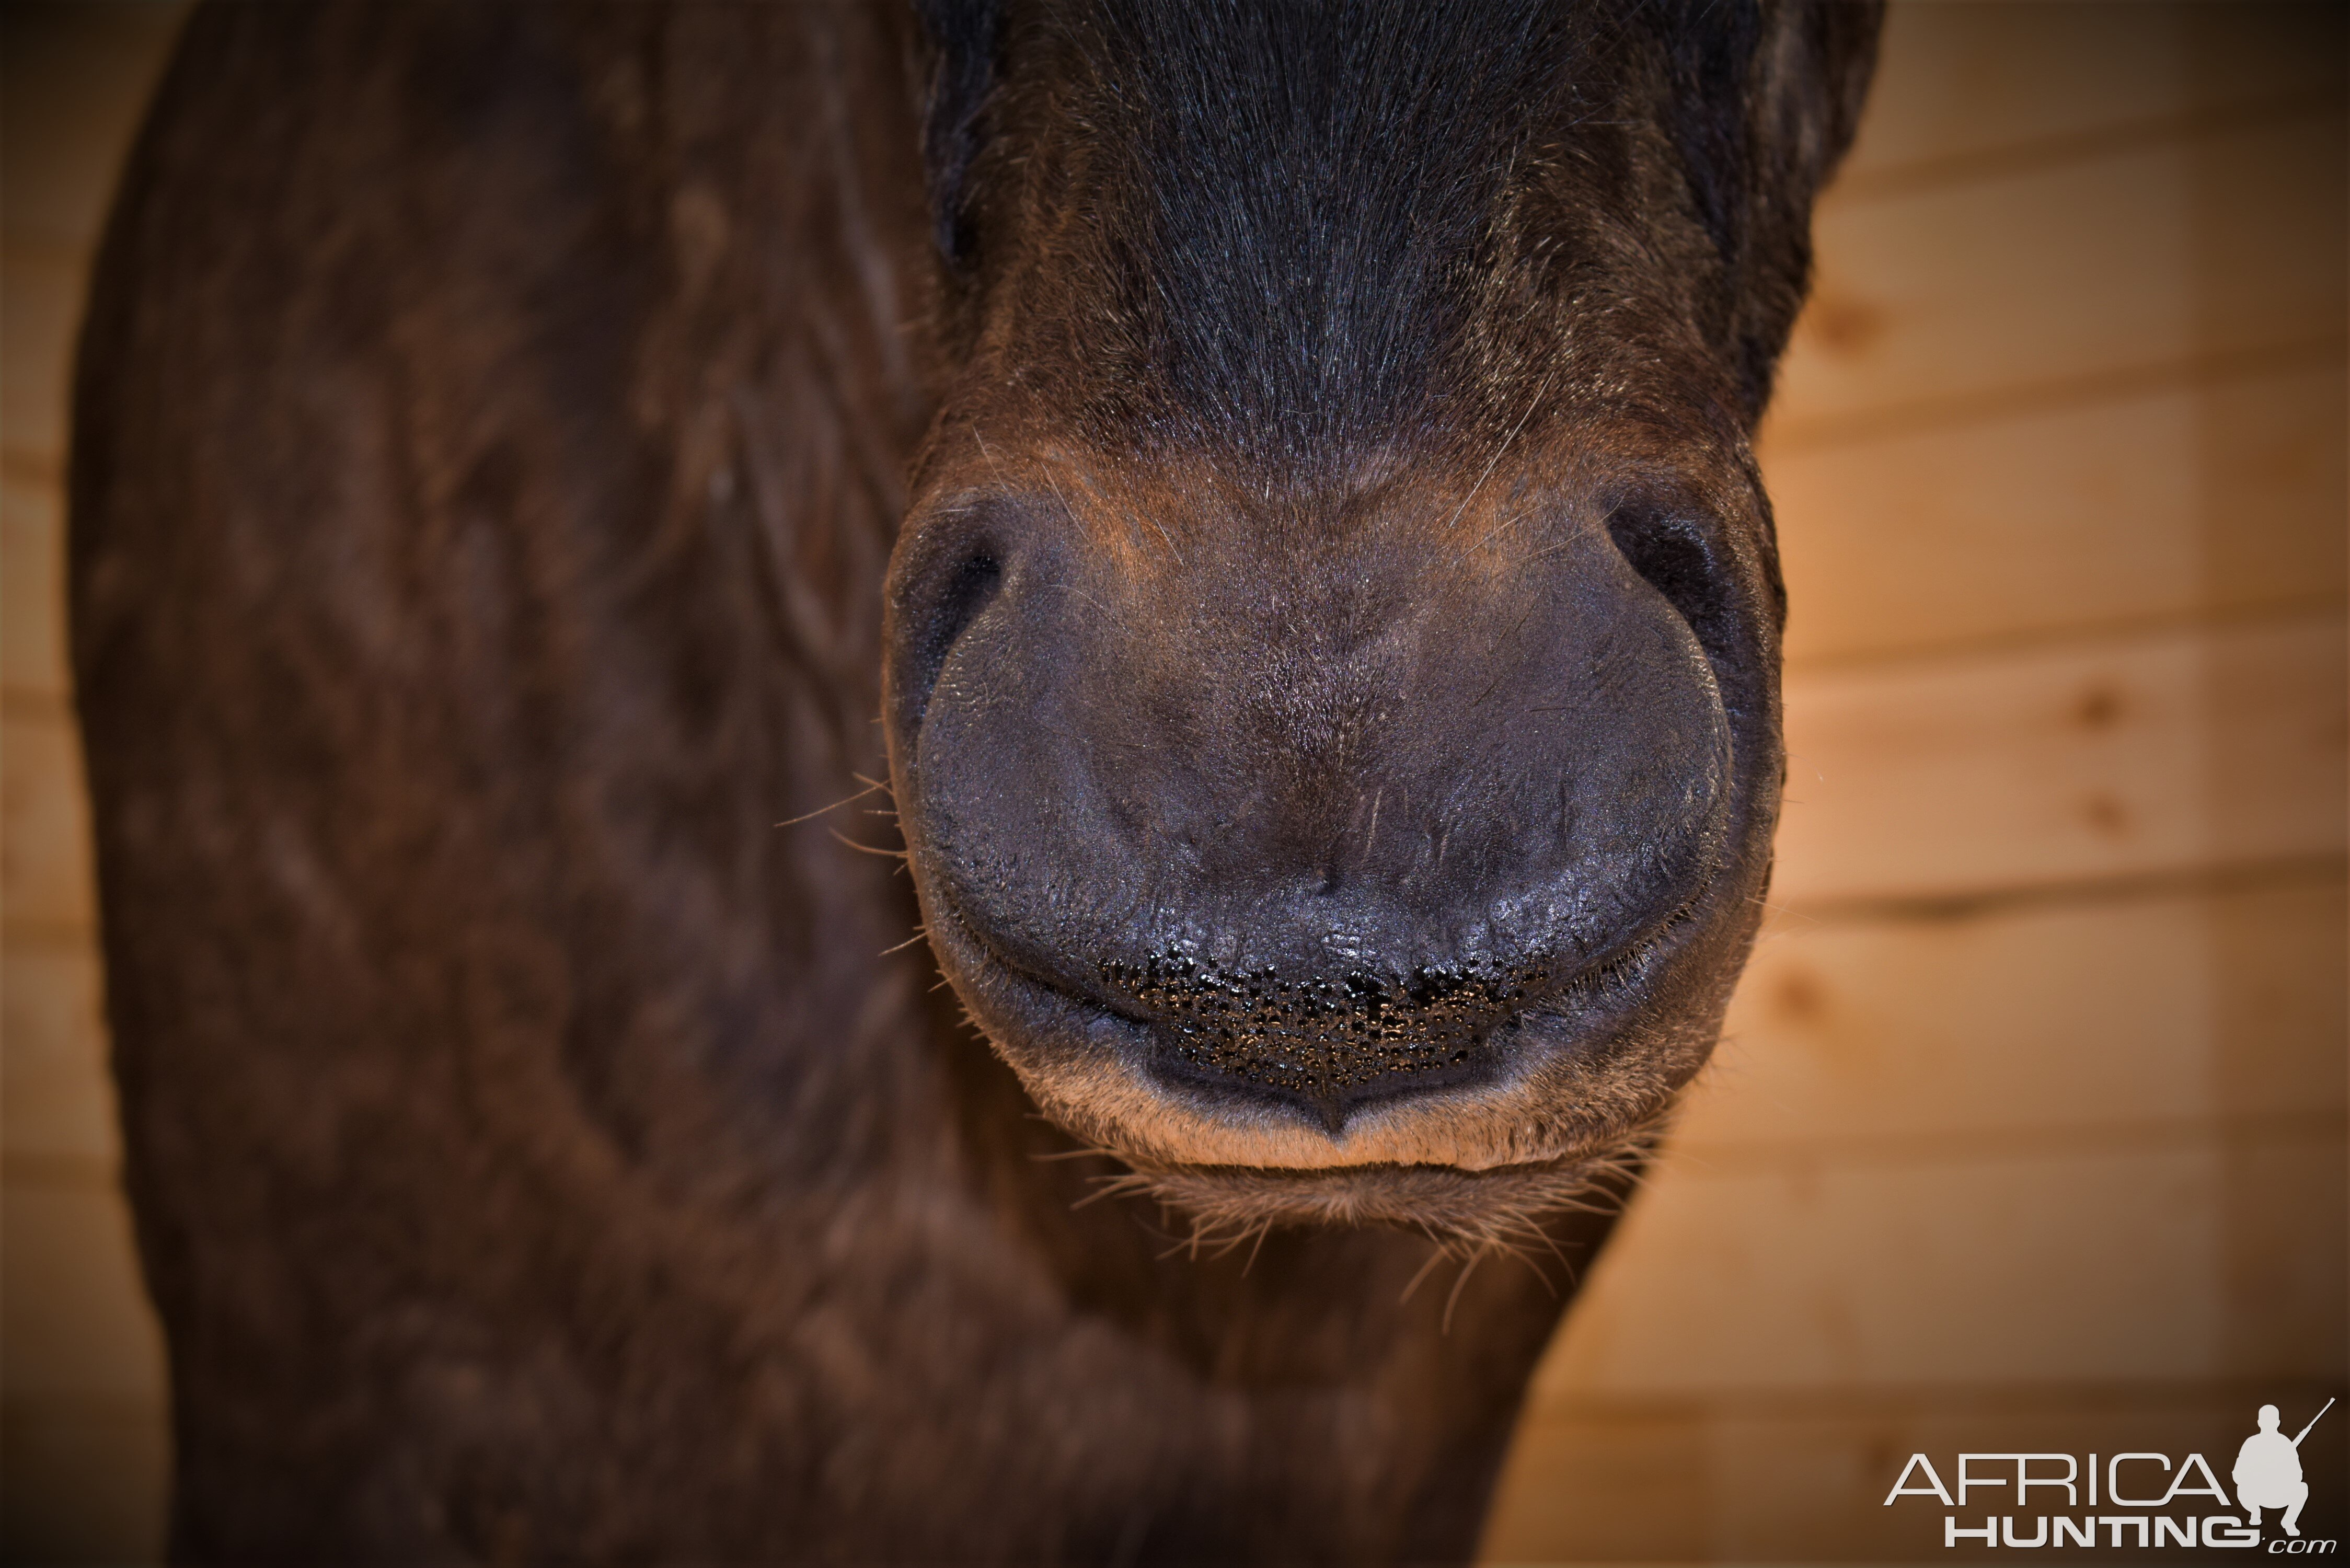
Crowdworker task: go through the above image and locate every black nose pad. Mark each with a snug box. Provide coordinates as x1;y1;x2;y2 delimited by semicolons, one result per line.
1101;953;1554;1116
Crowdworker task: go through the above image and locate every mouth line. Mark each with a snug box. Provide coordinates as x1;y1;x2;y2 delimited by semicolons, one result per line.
1124;1146;1626;1187
920;862;1719;1135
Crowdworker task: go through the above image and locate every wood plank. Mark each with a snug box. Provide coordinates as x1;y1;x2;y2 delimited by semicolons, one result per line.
2;475;67;699
1528;1127;2343;1401
1534;1137;2312;1398
1;711;98;933
1773;109;2347;441
1771;616;2348;909
0;244;84;464
0;1395;167;1566
0;1;190;252
1842;1;2346;189
3;944;119;1166
0;1185;165;1401
2220;1132;2350;1383
1764;363;2348;668
1480;1408;1711;1565
1678;878;2347;1158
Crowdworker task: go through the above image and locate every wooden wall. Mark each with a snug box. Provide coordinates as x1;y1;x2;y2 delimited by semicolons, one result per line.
1;4;2342;1563
2;4;182;1560
1482;4;2349;1560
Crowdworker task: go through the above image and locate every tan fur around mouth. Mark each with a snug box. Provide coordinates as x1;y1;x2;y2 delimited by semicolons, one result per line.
1090;1138;1663;1252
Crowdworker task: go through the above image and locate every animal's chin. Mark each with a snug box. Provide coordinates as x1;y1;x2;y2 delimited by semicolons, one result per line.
1102;1153;1657;1250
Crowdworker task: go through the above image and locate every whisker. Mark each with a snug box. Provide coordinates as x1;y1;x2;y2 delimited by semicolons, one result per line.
1074;1173;1154;1212
827;828;909;861
1444;373;1553;535
1441;1247;1486;1334
774;778;884;828
1398;1242;1450;1306
1241;1218;1274;1275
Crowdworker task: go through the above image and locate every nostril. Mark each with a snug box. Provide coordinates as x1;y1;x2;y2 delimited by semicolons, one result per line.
907;547;1003;723
932;550;1003;652
1606;509;1733;654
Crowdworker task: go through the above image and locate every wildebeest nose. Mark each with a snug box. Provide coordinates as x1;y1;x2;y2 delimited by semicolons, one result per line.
889;492;1736;1122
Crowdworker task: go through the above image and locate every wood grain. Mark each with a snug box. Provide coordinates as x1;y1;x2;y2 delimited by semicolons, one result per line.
1775;109;2348;442
1681;877;2347;1157
1765;363;2348;668
1;946;117;1165
1;475;67;699
1773;616;2348;908
1844;1;2346;189
0;1186;166;1401
0;246;83;464
1530;1132;2347;1395
1;713;97;934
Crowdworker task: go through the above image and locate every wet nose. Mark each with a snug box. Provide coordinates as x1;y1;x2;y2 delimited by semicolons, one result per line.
890;499;1733;1119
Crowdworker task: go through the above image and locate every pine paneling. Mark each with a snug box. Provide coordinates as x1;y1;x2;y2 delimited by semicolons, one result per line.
1775;109;2347;441
1681;878;2347;1157
0;1398;168;1566
1842;2;2346;186
2;476;68;698
1;714;98;934
1501;1121;2344;1436
0;1187;165;1402
1539;1141;2232;1394
1768;363;2348;668
1;8;185;1561
2;946;116;1166
1773;616;2347;908
0;3;186;249
1;245;84;463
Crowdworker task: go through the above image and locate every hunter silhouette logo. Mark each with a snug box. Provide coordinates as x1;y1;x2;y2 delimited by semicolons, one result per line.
1883;1398;2337;1550
2239;1400;2331;1539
